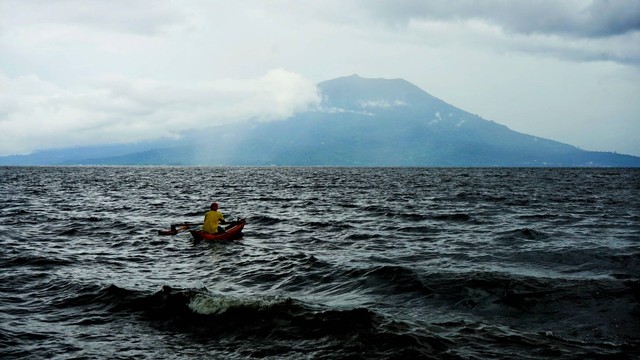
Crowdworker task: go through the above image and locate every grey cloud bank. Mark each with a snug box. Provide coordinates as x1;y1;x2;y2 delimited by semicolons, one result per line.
363;0;640;65
364;0;640;38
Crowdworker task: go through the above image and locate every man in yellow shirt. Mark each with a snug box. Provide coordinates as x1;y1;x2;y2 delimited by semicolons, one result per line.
203;202;226;234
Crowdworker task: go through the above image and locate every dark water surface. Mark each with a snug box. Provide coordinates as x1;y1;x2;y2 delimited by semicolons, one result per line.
1;167;639;359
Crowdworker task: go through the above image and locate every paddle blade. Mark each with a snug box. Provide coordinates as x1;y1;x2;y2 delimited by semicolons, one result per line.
158;224;191;236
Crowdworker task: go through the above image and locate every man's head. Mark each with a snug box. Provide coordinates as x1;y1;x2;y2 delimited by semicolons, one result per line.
210;202;219;210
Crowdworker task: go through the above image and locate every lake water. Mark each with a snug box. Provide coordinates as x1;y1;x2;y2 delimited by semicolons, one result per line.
1;167;638;359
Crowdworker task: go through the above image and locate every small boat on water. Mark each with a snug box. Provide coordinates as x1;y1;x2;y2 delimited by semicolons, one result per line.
189;219;246;241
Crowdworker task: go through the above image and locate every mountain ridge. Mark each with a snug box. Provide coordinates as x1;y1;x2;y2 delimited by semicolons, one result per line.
1;75;638;167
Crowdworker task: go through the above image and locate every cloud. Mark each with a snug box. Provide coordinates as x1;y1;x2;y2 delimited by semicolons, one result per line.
362;0;640;37
1;0;188;35
358;0;640;65
359;99;408;108
0;69;320;156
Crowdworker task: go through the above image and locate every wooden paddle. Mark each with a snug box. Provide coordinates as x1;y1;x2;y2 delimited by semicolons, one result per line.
158;222;203;236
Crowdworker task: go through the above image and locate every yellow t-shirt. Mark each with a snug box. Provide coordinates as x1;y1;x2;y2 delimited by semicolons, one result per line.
203;210;224;234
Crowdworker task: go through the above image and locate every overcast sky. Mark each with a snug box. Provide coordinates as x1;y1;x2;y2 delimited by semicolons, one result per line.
1;0;639;156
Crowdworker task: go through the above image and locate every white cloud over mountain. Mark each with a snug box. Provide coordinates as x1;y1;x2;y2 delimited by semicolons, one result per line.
0;69;319;155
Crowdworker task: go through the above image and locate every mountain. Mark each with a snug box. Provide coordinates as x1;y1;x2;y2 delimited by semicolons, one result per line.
2;74;639;167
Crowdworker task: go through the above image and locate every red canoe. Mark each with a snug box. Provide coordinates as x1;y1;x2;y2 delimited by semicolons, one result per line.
189;219;246;241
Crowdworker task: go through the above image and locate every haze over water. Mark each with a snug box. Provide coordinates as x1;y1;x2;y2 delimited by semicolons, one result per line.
1;166;638;359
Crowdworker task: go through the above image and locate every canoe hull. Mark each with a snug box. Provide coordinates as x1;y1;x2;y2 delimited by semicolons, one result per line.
189;219;245;241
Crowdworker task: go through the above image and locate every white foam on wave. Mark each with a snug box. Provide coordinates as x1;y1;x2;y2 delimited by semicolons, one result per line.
188;293;283;315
